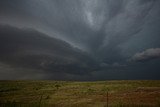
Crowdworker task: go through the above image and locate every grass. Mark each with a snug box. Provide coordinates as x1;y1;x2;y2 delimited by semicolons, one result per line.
0;80;160;107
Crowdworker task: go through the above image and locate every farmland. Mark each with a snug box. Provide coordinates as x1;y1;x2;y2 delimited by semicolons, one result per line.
0;80;160;107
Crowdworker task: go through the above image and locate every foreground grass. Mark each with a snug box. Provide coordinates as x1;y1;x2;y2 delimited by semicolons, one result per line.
0;80;160;107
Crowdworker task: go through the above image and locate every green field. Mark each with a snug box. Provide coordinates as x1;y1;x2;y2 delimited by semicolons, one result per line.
0;80;160;107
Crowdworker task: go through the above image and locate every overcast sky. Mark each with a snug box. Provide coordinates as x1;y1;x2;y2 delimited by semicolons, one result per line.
0;0;160;80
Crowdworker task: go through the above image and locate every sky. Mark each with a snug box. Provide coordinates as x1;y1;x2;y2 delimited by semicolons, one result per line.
0;0;160;80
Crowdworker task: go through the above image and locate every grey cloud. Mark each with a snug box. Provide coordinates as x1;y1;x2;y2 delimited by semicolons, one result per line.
0;25;98;78
0;62;47;80
100;62;126;67
130;48;160;62
0;0;160;80
0;0;156;53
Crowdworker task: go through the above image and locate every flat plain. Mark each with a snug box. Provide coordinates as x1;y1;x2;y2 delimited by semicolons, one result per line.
0;80;160;107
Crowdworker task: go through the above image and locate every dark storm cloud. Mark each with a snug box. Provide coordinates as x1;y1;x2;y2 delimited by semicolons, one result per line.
0;0;156;51
0;25;98;78
0;0;160;80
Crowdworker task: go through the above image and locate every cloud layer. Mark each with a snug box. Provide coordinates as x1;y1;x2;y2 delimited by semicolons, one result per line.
0;25;98;79
0;0;160;80
130;48;160;62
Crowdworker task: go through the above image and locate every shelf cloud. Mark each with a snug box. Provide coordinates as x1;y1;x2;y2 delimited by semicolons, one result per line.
0;0;160;80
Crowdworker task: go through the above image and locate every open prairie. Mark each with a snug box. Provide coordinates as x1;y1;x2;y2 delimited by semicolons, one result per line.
0;80;160;107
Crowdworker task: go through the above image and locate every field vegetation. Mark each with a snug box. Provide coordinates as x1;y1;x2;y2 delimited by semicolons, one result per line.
0;80;160;107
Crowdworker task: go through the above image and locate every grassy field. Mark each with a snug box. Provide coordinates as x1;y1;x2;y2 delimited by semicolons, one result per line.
0;80;160;107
